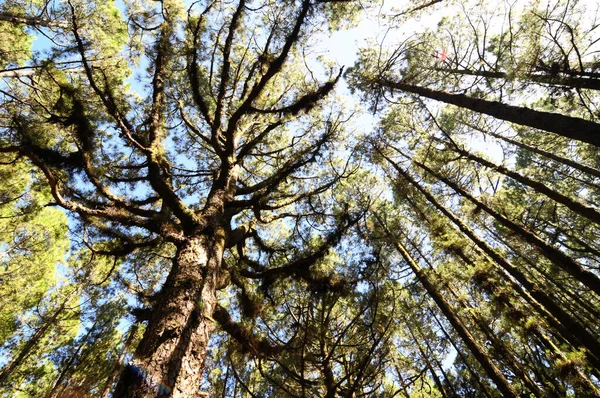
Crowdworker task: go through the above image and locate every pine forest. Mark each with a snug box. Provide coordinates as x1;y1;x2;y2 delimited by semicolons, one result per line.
1;0;600;396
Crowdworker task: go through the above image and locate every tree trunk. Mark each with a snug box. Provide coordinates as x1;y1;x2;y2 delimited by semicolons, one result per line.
411;156;600;297
0;294;71;386
403;314;450;398
378;151;600;371
0;69;37;78
419;327;459;397
407;235;547;397
379;79;600;146
535;331;600;395
451;146;600;225
45;320;100;398
427;309;495;398
376;215;519;397
429;67;600;91
486;226;600;324
0;12;68;28
113;231;226;397
101;324;139;398
483;130;600;180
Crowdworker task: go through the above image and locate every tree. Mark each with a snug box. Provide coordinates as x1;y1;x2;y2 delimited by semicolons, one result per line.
0;0;374;396
346;1;600;388
0;159;69;345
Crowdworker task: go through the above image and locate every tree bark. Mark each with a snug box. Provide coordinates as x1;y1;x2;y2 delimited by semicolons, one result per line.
0;69;37;78
535;331;600;395
419;326;459;397
113;232;226;397
378;79;600;146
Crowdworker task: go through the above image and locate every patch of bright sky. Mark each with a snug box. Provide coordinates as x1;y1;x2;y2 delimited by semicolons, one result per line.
310;1;510;167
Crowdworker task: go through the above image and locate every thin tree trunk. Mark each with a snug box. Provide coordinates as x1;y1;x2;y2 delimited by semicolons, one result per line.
450;145;600;225
403;313;450;398
419;326;459;397
101;324;140;398
545;220;600;259
429;67;600;91
0;66;85;79
409;154;600;297
45;320;100;398
428;309;495;398
319;302;337;398
378;151;600;371
0;13;68;28
0;294;71;385
484;130;600;180
406;234;547;397
0;69;37;78
535;331;600;395
113;232;226;397
378;79;600;146
450;250;565;397
525;339;568;395
376;214;519;397
486;225;600;324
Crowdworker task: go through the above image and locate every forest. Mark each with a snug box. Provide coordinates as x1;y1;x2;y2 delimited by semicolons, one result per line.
0;0;599;396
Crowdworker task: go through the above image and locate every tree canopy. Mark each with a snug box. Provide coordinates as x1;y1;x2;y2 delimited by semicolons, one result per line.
1;0;599;397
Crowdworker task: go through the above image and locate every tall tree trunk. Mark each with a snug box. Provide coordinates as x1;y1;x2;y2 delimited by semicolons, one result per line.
449;146;600;225
544;220;600;258
0;293;71;385
406;235;547;397
409;155;600;297
101;324;140;398
378;151;600;371
486;226;600;324
535;331;600;395
376;214;519;397
113;231;226;398
429;67;600;91
378;79;600;146
46;320;100;398
418;324;459;397
427;309;495;398
402;313;450;398
0;12;68;28
456;242;593;396
483;130;600;180
525;338;568;395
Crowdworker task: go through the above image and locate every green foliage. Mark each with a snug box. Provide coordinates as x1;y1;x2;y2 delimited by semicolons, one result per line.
0;22;32;69
0;161;68;345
